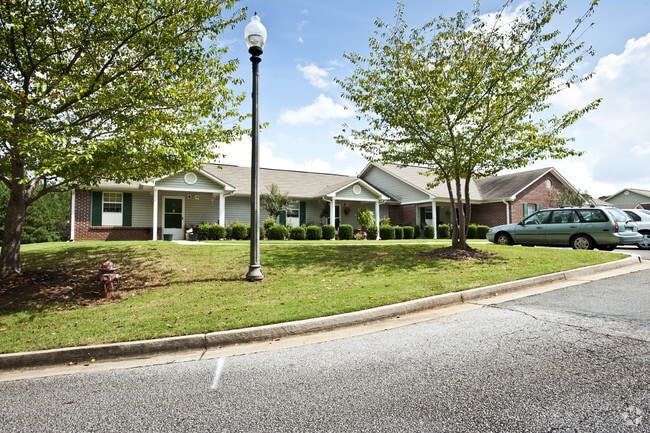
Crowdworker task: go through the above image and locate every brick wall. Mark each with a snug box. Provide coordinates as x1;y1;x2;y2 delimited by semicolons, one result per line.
74;190;153;241
388;204;417;225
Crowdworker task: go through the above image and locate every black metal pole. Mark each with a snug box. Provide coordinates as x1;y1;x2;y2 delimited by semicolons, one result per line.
246;47;263;281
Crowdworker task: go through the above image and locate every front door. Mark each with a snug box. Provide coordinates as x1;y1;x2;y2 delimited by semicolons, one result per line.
163;197;184;240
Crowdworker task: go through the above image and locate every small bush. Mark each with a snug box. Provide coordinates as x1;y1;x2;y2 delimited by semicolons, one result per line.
413;224;421;238
467;224;476;239
438;224;451;239
338;224;353;240
263;218;276;232
366;225;378;240
230;223;249;240
267;225;289;240
402;225;414;239
306;225;322;240
424;225;436;239
380;225;395;240
322;224;336;240
394;226;404;240
198;223;226;240
474;224;490;239
290;226;306;240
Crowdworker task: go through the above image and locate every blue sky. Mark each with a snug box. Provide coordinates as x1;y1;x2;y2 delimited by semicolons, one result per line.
217;1;650;198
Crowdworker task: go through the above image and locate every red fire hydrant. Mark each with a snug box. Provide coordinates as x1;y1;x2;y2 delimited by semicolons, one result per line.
97;259;120;298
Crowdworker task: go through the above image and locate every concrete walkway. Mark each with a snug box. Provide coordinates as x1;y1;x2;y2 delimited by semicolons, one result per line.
1;254;648;381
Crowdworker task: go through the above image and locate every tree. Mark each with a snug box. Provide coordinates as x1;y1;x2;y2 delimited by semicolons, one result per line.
260;184;295;222
1;0;247;276
550;187;590;207
336;0;601;251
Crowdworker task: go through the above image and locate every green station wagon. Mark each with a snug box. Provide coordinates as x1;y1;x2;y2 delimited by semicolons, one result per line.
486;207;644;250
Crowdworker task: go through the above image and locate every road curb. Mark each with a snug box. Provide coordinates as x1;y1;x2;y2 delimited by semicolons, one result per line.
0;255;643;371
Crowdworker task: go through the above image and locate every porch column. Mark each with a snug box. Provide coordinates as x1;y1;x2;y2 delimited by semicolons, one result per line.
152;187;159;240
374;200;380;240
219;193;226;226
330;198;336;229
431;199;438;239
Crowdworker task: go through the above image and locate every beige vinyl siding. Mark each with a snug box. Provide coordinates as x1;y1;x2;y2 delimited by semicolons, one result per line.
156;172;221;190
131;191;154;227
362;166;430;204
184;193;221;226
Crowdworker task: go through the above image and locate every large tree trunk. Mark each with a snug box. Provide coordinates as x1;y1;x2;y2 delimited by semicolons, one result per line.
0;185;27;277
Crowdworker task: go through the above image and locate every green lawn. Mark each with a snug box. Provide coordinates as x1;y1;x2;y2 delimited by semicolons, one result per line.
0;240;624;354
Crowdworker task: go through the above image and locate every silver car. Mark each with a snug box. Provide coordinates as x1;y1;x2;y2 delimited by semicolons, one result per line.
622;209;650;250
486;207;644;250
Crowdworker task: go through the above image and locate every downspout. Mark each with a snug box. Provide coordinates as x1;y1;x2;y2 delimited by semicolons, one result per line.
431;198;438;239
374;200;380;240
503;199;511;225
69;189;76;241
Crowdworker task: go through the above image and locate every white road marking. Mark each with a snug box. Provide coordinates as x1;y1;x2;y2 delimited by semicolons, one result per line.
210;357;226;389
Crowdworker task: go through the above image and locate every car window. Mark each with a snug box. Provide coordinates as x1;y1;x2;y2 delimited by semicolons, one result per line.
624;210;641;222
605;208;630;222
549;210;579;224
523;210;550;225
577;209;608;223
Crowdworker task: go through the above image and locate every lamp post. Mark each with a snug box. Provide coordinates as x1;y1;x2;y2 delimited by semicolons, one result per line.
244;13;266;281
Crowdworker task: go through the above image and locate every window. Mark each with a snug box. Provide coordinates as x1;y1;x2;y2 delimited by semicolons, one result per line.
523;203;541;218
102;192;123;226
523;210;549;225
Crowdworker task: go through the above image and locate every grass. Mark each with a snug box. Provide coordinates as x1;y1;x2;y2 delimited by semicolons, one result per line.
0;240;624;354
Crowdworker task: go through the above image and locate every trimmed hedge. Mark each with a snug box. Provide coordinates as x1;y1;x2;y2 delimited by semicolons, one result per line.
380;225;395;240
290;226;306;240
423;225;435;239
267;225;289;240
402;225;414;239
306;225;322;240
230;223;248;240
394;226;404;240
338;224;353;240
322;224;336;240
366;225;378;240
198;223;226;240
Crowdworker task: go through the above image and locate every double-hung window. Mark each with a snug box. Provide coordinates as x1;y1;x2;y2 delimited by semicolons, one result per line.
102;192;123;226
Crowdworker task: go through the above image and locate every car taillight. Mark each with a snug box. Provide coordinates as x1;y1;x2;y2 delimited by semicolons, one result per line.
614;221;619;233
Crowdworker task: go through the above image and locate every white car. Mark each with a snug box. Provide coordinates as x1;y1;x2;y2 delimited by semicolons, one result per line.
622;209;650;250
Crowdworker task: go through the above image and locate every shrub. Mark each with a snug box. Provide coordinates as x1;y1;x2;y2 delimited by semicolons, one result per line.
413;224;421;238
322;224;336;240
290;226;306;240
198;223;226;240
263;217;276;232
230;223;249;240
338;224;353;240
467;224;477;239
380;225;395;240
474;224;490;239
258;225;265;240
394;226;404;239
355;208;375;230
438;224;451;239
402;225;415;239
366;225;378;240
424;225;436;239
267;225;289;240
306;225;322;240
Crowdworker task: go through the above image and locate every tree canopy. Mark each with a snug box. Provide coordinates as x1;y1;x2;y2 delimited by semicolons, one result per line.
0;0;247;276
336;0;601;249
261;183;295;222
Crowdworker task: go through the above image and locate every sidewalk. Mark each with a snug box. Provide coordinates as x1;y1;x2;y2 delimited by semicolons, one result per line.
1;255;648;380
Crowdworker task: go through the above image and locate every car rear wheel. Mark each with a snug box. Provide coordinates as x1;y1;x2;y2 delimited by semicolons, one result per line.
638;234;650;250
571;234;594;250
495;232;513;245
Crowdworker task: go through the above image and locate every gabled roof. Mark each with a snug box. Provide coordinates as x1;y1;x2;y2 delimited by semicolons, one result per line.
605;188;650;201
202;164;359;199
360;163;577;203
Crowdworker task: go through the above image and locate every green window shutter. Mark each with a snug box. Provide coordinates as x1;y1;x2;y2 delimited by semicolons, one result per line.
122;193;132;227
299;201;306;226
536;204;541;212
279;210;286;225
91;191;103;226
523;203;529;218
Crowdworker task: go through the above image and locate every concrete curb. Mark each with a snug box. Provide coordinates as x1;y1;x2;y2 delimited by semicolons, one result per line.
0;255;642;371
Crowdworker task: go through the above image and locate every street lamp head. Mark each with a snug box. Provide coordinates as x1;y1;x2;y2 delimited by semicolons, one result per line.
244;12;267;56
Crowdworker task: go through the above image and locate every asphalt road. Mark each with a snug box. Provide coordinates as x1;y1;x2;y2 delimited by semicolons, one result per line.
1;262;649;432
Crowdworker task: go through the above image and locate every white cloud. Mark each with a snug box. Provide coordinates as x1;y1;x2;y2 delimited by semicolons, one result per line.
279;94;354;125
297;63;331;89
547;32;650;195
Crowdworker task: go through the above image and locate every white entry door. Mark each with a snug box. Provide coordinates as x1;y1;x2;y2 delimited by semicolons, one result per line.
163;196;185;240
